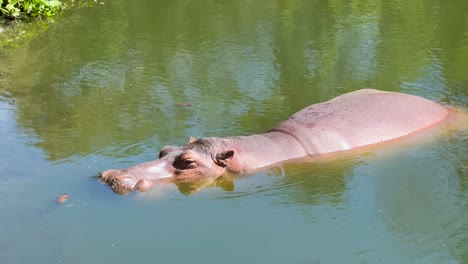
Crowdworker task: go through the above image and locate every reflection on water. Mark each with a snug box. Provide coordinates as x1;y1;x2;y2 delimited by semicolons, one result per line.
371;134;468;263
0;0;467;263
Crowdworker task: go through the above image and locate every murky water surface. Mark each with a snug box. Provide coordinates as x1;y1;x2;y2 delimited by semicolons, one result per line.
1;1;467;263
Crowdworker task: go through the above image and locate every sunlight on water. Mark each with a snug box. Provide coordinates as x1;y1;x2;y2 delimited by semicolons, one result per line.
0;0;467;263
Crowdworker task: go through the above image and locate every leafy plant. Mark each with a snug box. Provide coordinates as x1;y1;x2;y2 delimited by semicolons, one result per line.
1;0;22;18
0;0;63;19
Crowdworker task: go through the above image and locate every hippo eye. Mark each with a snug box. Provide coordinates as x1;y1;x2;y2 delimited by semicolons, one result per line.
173;157;198;170
183;159;197;169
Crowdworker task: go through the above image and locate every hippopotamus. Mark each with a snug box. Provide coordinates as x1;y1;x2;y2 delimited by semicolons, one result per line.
100;89;452;194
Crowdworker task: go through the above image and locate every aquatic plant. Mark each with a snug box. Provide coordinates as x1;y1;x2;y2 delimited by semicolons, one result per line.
0;0;100;48
0;0;63;19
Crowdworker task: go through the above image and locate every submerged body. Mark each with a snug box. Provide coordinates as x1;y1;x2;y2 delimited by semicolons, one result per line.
100;89;450;194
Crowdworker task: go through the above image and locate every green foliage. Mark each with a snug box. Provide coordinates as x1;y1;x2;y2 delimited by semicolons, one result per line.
0;0;99;48
0;0;63;19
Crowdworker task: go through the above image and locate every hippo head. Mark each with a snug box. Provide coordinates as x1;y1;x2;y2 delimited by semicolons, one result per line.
100;137;237;194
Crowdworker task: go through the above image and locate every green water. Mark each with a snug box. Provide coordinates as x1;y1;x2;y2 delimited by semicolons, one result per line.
1;1;467;263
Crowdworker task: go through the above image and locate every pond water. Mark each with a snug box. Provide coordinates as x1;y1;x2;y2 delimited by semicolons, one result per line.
1;1;467;263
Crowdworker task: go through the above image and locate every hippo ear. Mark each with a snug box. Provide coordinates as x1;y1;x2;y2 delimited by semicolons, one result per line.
188;136;196;144
215;150;235;167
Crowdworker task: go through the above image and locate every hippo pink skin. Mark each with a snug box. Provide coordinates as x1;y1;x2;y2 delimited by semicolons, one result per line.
100;89;450;194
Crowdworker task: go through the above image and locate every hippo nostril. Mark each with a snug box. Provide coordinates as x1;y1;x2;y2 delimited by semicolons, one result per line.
115;174;133;181
99;169;138;194
109;173;137;189
101;169;115;178
100;169;121;182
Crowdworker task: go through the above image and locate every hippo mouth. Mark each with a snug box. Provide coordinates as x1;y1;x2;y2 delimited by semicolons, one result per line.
100;169;159;194
100;170;139;194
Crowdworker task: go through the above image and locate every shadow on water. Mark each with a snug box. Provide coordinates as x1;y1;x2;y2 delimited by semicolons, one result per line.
212;157;360;205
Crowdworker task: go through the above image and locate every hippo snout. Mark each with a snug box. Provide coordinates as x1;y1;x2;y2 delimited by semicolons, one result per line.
100;169;138;194
100;169;125;183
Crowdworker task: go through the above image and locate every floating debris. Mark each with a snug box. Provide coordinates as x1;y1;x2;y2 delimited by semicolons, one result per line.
175;102;192;107
56;193;69;204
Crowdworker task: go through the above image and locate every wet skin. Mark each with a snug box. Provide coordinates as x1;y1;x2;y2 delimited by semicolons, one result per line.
100;89;451;194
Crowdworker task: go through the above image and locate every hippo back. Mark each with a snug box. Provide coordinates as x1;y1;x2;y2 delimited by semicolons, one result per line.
271;89;449;155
